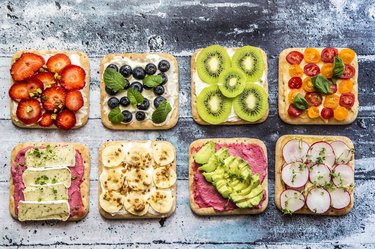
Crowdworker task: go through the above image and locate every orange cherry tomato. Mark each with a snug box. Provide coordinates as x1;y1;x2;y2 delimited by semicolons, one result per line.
289;64;303;77
307;106;320;119
288;89;304;103
334;106;349;121
304;48;321;63
302;77;315;92
339;48;355;64
323;94;340;109
321;63;334;79
338;79;354;94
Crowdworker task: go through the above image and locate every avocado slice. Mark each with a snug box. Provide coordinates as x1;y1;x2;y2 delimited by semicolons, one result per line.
216;147;230;161
194;141;215;164
202;166;224;182
199;155;219;173
217;184;231;198
249;191;264;207
248;184;263;199
235;198;254;209
240;174;260;195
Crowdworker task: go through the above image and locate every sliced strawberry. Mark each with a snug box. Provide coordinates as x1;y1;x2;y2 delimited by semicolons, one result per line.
66;90;84;112
46;53;71;74
25;78;44;98
55;109;76;130
33;72;56;87
60;65;86;90
9;82;30;101
10;53;45;81
41;86;67;112
16;99;42;125
39;112;54;127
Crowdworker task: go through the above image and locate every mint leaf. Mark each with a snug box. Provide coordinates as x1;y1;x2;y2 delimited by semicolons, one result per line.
311;75;331;94
143;75;163;88
108;107;124;124
293;93;308;110
104;68;126;92
127;88;144;105
152;101;172;124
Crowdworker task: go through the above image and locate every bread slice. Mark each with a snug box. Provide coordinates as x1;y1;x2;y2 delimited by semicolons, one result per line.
9;142;91;221
100;53;179;130
278;48;358;125
189;138;268;215
191;47;269;125
275;135;354;215
10;50;90;129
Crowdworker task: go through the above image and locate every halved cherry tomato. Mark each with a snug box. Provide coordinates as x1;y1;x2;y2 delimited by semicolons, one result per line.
289;64;303;77
302;77;315;92
339;93;355;109
304;48;321;63
334;106;349;121
288;77;302;89
329;83;337;94
338;79;354;93
304;63;320;76
288;104;303;118
307;106;320;119
339;48;355;64
288;89;304;103
305;92;322;106
321;107;334;119
324;94;340;109
286;51;304;65
340;64;355;79
321;48;338;63
321;63;334;79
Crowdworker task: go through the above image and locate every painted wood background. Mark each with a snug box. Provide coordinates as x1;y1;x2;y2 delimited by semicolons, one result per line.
0;0;375;248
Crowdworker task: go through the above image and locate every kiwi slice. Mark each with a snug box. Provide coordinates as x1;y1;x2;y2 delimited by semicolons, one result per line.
197;85;232;124
218;67;246;98
233;83;268;122
196;45;231;84
232;46;264;82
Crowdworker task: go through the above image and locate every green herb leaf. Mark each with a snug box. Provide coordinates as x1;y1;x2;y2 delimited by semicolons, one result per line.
293;93;308;110
311;75;331;94
108;107;124;124
333;56;344;77
152;101;172;124
143;75;163;88
127;88;144;105
104;68;126;92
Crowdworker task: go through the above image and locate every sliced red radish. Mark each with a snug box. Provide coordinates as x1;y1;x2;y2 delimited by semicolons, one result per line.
331;141;354;164
309;164;331;186
281;162;309;188
332;164;354;188
282;139;310;163
306;142;335;168
306;188;331;214
330;188;351;209
280;189;305;213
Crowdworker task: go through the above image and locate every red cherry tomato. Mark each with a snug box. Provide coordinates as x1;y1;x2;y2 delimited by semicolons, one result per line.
329;83;337;94
339;93;355;109
286;51;304;65
305;92;323;106
340;64;355;79
321;48;338;63
304;63;320;76
288;104;303;117
288;77;302;89
321;107;334;119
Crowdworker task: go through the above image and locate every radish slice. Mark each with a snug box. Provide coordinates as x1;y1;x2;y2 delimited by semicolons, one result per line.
306;142;335;168
332;164;354;188
331;141;354;164
281;162;309;188
283;139;310;163
280;189;305;213
330;188;351;209
309;164;331;186
306;188;331;214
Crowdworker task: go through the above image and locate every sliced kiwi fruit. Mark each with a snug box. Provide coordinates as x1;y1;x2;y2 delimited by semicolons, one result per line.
232;46;264;82
196;45;231;84
197;85;232;124
233;83;268;122
218;67;246;98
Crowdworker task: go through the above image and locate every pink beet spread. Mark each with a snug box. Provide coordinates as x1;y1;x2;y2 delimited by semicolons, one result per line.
193;143;267;211
11;147;85;217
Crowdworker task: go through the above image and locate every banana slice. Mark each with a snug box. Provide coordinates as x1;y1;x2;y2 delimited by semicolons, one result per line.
153;166;177;188
149;189;174;214
100;167;126;191
126;145;153;167
126;167;152;191
152;142;175;166
102;145;126;168
99;190;125;214
123;192;149;216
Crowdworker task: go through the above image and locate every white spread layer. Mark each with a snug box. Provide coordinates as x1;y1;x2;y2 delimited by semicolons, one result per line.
193;48;267;122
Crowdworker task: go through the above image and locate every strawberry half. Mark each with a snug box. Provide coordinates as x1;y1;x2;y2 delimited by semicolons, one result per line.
55;109;76;130
46;53;71;74
10;53;45;81
39;112;54;127
25;78;44;98
60;65;86;90
41;86;67;112
16;99;42;125
9;82;30;101
66;90;84;112
33;72;56;87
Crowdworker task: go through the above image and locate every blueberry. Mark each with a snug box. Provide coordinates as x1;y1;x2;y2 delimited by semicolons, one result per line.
136;111;146;121
132;67;146;80
153;85;165;95
105;86;118;96
145;63;157;75
120;96;130;107
158;73;168;85
123;79;130;90
137;98;150;110
119;65;132;78
122;110;132;123
154;96;166;108
130;82;143;92
158;60;170;72
107;97;119;109
106;64;118;71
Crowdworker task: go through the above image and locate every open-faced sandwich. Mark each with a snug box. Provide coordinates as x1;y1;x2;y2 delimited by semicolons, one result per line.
191;45;269;125
98;140;177;218
9;143;90;221
189;138;268;215
100;53;179;130
278;48;358;124
9;50;90;130
275;135;355;215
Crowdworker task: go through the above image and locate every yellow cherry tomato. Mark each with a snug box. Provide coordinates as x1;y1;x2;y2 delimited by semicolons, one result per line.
289;64;303;77
304;48;321;63
323;94;340;109
339;48;355;64
302;77;315;92
338;79;354;94
307;106;320;119
334;106;349;121
288;89;304;103
321;63;334;79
